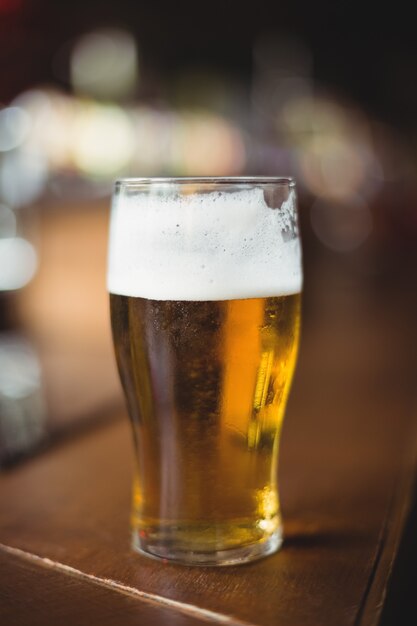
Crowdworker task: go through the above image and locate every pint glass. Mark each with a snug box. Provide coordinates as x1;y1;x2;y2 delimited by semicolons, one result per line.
107;177;302;565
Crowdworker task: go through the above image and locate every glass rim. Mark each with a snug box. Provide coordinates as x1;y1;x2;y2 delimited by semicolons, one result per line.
115;176;295;189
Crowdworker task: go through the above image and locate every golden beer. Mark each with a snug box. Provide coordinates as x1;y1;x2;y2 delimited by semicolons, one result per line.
107;177;302;564
110;293;300;560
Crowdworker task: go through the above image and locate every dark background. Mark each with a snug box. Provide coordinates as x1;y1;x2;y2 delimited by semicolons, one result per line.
2;0;417;134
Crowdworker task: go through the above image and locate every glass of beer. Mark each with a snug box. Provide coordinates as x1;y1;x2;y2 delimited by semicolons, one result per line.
107;177;302;565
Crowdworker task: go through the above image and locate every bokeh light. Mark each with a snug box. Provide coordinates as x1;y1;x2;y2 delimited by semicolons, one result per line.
0;150;48;208
4;86;247;183
70;28;139;100
0;107;31;152
0;237;38;291
13;89;74;170
282;95;380;202
172;111;246;176
71;102;135;177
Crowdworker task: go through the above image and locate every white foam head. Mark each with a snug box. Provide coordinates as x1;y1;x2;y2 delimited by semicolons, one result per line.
107;182;303;300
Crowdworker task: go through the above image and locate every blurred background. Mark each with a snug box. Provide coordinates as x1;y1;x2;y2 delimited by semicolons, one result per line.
0;2;416;461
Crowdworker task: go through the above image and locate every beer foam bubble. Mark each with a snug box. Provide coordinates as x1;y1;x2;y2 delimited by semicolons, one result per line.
107;186;302;300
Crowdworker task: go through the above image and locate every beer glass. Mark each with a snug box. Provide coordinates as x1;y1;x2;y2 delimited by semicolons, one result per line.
107;177;302;565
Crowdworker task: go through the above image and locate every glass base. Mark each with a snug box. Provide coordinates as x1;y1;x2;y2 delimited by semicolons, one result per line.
132;526;283;566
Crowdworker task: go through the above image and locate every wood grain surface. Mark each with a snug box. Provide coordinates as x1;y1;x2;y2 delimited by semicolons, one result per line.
0;548;206;626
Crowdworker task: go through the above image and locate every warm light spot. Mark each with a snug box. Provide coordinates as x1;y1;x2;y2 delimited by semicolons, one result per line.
71;102;134;177
177;112;246;175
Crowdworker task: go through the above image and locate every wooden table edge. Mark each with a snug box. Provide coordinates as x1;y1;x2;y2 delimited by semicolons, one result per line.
356;431;417;626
